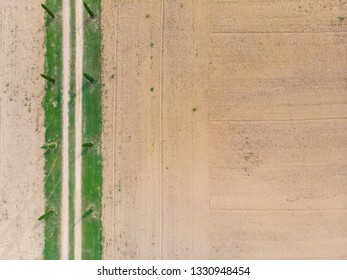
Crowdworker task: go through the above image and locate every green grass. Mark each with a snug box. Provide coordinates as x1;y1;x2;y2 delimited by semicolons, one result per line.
82;0;102;260
42;0;63;260
68;0;76;260
42;0;102;260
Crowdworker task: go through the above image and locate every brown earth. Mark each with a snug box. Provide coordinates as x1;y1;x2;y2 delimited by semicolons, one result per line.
0;1;45;259
101;0;347;259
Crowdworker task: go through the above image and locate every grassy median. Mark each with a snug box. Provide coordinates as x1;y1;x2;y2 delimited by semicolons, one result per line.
82;0;103;260
42;0;63;260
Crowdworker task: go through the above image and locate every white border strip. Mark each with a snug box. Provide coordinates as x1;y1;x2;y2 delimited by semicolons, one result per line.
74;0;83;260
61;0;70;260
2;261;347;280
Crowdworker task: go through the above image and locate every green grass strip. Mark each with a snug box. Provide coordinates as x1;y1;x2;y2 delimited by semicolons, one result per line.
82;0;102;259
42;0;63;260
68;0;76;260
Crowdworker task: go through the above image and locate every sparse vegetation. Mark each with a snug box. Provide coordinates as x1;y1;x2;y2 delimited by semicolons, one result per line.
150;87;155;92
145;14;150;18
38;210;54;221
83;2;95;18
338;16;345;22
150;42;154;48
40;74;55;83
192;107;198;112
41;4;55;19
83;72;96;83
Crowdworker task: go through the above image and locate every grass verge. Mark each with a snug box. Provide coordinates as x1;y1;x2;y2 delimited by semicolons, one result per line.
68;0;76;260
82;0;103;259
42;0;63;260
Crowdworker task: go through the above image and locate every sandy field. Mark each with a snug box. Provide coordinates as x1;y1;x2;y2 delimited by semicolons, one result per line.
102;0;347;259
0;1;45;259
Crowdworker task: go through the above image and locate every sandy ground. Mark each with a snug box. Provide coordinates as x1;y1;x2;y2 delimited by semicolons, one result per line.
102;0;347;259
0;1;45;259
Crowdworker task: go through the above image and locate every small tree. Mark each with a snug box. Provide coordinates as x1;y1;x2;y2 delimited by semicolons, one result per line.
38;210;54;221
41;4;55;19
40;74;55;83
83;2;95;18
83;72;96;83
82;142;94;148
41;142;57;150
82;208;93;219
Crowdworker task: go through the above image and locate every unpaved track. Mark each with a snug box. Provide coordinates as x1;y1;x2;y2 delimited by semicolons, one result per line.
74;0;83;260
61;0;71;260
102;0;347;259
0;1;44;259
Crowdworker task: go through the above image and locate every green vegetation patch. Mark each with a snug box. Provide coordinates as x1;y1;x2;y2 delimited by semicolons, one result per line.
68;0;76;260
41;142;58;150
82;0;103;260
42;0;63;260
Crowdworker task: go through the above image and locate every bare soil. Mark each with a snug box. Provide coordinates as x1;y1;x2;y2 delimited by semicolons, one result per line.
101;0;347;259
0;1;45;259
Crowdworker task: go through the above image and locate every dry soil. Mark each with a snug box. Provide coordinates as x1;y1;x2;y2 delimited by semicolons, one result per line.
101;0;347;259
0;0;45;259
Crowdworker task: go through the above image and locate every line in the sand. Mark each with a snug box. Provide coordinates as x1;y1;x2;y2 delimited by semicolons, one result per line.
61;0;70;260
74;0;83;260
